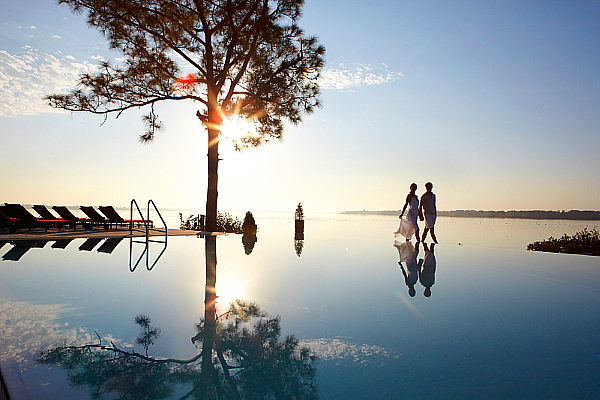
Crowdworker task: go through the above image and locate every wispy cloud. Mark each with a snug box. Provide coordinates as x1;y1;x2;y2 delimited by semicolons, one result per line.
0;46;95;116
0;300;124;364
320;63;404;91
301;337;401;366
0;50;403;116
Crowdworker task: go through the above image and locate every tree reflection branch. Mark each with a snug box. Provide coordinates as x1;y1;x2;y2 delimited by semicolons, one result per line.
36;235;318;399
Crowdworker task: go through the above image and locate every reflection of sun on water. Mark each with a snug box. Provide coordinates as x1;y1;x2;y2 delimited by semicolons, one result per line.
215;279;245;312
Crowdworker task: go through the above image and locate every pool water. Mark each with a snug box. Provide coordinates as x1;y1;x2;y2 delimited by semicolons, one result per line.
1;214;600;399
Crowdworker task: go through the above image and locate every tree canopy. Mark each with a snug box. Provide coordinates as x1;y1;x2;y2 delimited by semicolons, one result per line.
37;302;318;399
47;0;325;230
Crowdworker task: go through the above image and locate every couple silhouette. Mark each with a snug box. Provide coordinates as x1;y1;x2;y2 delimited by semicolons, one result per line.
394;182;438;244
394;240;437;297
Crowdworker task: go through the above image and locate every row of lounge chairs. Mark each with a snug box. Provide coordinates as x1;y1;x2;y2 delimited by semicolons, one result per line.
0;203;152;233
1;237;123;261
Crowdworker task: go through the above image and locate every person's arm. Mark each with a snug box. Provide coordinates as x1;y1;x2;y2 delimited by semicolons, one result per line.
399;262;408;279
400;195;409;218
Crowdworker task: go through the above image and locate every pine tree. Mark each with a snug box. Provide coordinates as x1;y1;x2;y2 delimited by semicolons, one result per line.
47;0;325;231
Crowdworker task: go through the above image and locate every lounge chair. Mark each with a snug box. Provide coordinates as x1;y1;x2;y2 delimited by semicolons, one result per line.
52;206;89;230
3;203;65;231
52;239;74;249
79;206;111;230
2;240;48;261
97;237;123;254
0;206;19;233
78;238;103;251
33;205;59;220
33;205;75;229
98;206;150;229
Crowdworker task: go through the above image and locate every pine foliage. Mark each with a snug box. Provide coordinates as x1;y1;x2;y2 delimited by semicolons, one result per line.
47;0;325;145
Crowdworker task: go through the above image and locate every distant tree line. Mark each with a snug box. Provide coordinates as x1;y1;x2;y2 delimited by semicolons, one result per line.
340;209;600;221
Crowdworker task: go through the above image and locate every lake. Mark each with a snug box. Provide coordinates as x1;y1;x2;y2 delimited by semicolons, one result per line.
1;213;599;399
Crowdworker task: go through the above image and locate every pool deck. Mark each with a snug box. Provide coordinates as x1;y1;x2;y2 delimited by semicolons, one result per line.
0;227;226;241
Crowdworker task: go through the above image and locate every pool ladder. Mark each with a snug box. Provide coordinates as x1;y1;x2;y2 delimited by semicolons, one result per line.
128;199;167;271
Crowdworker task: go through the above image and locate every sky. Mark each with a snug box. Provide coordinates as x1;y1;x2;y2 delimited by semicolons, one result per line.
1;0;599;213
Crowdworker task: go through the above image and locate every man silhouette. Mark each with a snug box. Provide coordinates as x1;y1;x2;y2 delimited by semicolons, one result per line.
419;182;438;243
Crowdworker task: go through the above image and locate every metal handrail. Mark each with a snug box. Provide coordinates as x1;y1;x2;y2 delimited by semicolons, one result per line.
129;237;147;272
127;199;168;272
129;199;149;235
146;199;167;244
147;242;167;271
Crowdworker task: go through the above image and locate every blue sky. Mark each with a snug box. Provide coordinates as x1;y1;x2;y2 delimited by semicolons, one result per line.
1;0;599;213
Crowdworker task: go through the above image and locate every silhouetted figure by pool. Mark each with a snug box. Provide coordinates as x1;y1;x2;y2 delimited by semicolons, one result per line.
394;240;421;297
419;243;436;297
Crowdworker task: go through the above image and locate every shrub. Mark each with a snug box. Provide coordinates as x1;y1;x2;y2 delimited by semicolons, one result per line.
527;227;600;256
179;212;242;233
295;203;304;220
215;212;243;233
179;213;204;230
243;211;256;227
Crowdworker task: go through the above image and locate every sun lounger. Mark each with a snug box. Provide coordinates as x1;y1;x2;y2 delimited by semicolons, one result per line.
98;206;150;228
2;240;48;261
33;205;60;220
79;206;112;230
97;237;123;254
0;206;19;233
51;239;74;249
3;203;65;231
52;206;89;230
78;238;103;251
33;205;76;229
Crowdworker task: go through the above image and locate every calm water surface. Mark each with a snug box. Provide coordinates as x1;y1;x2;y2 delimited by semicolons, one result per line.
1;213;599;399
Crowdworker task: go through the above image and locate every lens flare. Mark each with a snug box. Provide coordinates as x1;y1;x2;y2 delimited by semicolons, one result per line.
172;73;200;94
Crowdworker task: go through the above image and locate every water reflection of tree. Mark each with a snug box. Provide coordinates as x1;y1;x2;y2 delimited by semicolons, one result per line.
294;230;304;257
294;237;304;257
37;236;318;399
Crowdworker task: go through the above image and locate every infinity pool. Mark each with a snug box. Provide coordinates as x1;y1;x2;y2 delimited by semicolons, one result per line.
1;214;600;399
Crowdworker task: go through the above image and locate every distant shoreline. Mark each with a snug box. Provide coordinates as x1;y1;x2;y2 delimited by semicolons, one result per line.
340;210;600;221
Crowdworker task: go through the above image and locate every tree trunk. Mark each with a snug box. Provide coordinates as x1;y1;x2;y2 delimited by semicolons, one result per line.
205;126;220;232
200;235;218;390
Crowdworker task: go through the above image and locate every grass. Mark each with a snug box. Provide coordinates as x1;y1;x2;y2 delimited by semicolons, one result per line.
527;228;600;256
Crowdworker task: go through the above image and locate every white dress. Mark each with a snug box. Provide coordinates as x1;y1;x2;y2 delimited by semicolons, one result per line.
394;196;419;239
394;240;419;286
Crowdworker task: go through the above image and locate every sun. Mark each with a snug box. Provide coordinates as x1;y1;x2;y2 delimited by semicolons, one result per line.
219;115;258;149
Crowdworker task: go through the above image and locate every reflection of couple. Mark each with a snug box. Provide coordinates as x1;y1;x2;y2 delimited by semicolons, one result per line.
394;182;438;243
395;241;437;297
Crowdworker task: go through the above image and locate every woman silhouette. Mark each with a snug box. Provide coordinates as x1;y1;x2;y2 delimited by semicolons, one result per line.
395;183;420;241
